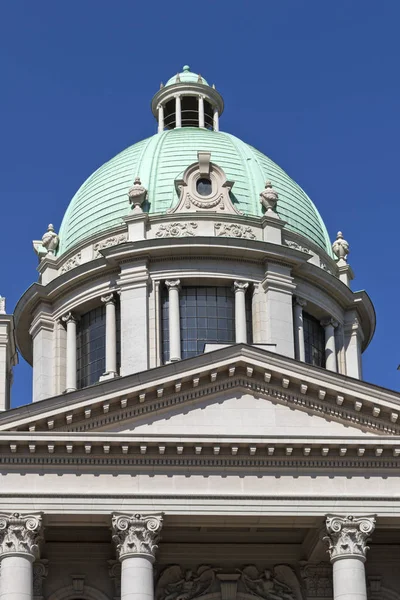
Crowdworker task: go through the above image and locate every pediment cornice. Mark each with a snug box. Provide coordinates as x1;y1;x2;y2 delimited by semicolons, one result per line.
1;346;400;439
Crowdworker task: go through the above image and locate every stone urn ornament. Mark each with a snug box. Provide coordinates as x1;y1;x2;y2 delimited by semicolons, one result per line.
260;180;279;215
41;224;59;255
128;177;147;213
332;231;349;262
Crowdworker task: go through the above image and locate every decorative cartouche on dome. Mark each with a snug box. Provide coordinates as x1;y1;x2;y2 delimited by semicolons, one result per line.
151;65;224;132
260;180;279;216
128;177;147;213
332;231;350;263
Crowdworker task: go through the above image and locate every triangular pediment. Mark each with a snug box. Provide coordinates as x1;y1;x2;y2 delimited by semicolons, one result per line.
1;345;399;443
110;387;372;437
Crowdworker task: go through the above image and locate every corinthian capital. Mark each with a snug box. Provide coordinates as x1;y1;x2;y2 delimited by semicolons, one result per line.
112;513;163;561
324;514;376;563
0;512;43;559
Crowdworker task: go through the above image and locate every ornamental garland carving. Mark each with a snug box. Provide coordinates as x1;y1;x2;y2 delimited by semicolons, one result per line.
0;512;43;559
323;514;376;562
283;239;311;254
155;222;198;238
93;234;128;258
33;560;49;598
111;513;163;560
214;222;256;240
156;564;303;600
300;563;332;597
60;252;81;274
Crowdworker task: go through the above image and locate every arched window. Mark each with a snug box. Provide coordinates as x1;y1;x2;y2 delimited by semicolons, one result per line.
303;312;325;368
162;285;252;362
76;304;120;388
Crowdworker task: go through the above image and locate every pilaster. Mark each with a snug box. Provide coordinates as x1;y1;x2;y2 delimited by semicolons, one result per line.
344;310;364;380
262;262;296;358
0;309;17;412
117;259;150;376
29;305;55;402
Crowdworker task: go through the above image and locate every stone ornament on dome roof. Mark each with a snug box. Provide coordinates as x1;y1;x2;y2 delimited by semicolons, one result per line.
332;231;350;263
41;223;59;255
128;177;147;213
260;180;279;216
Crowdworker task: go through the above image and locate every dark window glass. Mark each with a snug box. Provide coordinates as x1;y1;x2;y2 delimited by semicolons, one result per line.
196;178;212;196
303;312;325;368
162;285;252;363
76;303;121;389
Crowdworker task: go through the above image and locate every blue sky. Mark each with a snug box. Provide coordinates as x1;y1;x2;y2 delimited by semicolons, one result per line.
0;0;399;407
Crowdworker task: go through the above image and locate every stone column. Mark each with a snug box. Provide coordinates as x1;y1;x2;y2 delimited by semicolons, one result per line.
0;512;43;600
262;262;296;357
344;311;363;380
175;95;182;128
213;107;219;132
112;513;163;600
165;280;181;362
234;281;249;344
100;294;118;380
293;297;306;362
62;312;78;392
321;318;338;372
157;104;164;133
324;514;376;600
198;95;205;128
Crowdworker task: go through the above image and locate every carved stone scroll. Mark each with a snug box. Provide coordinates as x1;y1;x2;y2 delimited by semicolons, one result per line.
112;513;163;560
0;512;43;559
324;514;376;562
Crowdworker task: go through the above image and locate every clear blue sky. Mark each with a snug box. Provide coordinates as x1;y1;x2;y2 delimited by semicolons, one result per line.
0;0;399;407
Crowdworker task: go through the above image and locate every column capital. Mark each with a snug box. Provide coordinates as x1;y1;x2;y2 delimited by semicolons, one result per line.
233;281;249;292
320;316;339;329
156;103;164;111
112;513;163;561
101;293;116;305
294;296;307;308
0;512;43;560
165;279;181;291
323;514;376;563
61;311;78;325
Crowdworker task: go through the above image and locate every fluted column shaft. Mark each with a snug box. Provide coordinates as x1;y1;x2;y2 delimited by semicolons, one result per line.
62;312;77;392
293;298;306;361
324;514;376;600
0;513;43;600
112;513;163;600
213;107;219;131
175;95;182;128
321;317;338;372
165;280;181;361
101;294;117;379
198;95;205;128
234;281;249;344
157;104;164;133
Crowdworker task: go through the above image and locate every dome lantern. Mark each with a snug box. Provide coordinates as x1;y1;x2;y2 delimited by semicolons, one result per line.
151;65;224;132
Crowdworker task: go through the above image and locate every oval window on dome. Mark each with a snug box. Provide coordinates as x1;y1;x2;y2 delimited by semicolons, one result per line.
196;178;212;196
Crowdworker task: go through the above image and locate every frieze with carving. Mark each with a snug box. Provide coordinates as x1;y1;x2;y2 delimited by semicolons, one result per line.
60;252;81;274
156;564;304;600
215;222;256;240
155;222;198;238
94;234;128;258
300;563;332;598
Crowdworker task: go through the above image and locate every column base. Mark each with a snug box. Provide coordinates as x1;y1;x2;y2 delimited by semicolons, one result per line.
99;371;119;382
64;387;77;393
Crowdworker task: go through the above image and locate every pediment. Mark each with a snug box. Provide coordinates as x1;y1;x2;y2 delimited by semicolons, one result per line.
1;345;400;443
111;387;372;437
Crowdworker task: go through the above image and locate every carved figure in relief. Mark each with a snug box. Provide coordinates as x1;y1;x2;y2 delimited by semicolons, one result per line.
238;565;303;600
156;565;219;600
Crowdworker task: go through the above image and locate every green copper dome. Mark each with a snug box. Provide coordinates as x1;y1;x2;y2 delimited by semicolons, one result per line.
58;128;332;256
165;65;209;87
